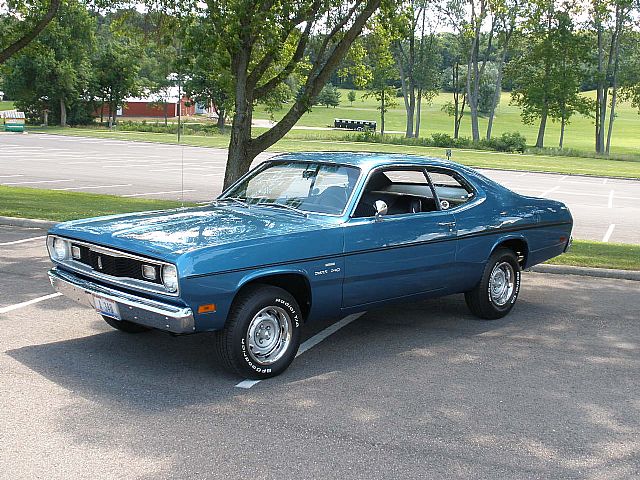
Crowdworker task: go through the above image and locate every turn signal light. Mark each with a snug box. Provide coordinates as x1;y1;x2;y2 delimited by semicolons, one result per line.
198;304;216;314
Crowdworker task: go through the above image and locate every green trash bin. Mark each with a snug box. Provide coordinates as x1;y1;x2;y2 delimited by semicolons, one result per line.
3;111;25;132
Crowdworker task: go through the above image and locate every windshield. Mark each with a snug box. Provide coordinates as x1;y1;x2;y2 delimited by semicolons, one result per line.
221;161;361;215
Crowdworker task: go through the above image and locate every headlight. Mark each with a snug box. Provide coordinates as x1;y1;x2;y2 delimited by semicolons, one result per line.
50;237;69;261
162;265;178;292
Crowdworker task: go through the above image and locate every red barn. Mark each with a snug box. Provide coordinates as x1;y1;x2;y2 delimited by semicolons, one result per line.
97;87;196;119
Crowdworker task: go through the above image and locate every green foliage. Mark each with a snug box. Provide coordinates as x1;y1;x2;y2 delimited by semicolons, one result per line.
507;2;593;129
347;90;357;105
343;130;527;153
316;84;341;108
2;0;96;125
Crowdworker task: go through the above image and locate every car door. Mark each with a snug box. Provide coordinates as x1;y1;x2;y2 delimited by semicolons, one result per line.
342;167;457;309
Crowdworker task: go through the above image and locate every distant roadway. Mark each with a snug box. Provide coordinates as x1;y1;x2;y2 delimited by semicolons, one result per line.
0;132;638;244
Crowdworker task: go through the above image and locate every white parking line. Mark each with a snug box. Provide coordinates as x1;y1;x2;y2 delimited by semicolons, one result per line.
603;178;608;185
603;224;616;242
235;312;366;389
53;184;133;191
0;235;46;246
0;174;24;178
1;179;74;186
608;190;614;208
0;293;62;315
539;186;560;198
122;189;196;197
102;164;152;168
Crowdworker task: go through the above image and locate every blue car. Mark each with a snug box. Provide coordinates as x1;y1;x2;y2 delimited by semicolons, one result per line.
47;152;573;378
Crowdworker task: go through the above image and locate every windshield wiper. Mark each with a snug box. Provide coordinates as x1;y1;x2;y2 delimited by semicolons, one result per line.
256;201;308;217
215;197;250;208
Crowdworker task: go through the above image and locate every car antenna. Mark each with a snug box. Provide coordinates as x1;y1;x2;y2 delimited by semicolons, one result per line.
177;41;185;208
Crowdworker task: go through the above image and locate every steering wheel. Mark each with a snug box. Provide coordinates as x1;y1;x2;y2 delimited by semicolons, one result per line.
440;199;450;210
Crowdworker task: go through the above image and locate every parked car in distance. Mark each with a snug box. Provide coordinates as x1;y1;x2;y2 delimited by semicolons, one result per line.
47;152;573;379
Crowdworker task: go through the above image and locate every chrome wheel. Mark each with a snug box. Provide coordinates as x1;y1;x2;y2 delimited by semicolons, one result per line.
245;306;292;365
489;261;515;307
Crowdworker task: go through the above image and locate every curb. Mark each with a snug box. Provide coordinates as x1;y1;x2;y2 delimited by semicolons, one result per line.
530;264;640;281
0;216;57;229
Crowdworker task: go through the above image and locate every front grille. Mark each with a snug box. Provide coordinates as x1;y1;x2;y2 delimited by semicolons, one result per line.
72;244;163;285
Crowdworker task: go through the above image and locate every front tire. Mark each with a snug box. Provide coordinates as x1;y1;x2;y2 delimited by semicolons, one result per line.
102;315;152;333
216;285;302;379
465;248;521;320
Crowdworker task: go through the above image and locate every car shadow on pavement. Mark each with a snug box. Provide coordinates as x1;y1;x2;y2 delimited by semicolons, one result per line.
6;293;505;410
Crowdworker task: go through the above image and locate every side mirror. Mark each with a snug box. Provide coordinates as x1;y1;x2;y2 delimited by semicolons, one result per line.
374;200;388;221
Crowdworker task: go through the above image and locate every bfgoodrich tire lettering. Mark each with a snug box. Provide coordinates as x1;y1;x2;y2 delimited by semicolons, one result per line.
465;248;521;320
216;285;302;379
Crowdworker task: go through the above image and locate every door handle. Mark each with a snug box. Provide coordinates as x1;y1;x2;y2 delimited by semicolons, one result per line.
438;221;456;227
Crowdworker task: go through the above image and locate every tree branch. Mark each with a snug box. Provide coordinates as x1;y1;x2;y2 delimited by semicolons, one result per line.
253;18;314;98
0;0;62;65
250;0;380;154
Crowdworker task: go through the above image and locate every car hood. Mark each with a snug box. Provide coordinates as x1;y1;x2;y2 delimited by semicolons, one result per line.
49;205;337;262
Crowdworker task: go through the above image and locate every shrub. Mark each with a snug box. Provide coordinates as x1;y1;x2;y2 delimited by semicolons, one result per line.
488;132;527;153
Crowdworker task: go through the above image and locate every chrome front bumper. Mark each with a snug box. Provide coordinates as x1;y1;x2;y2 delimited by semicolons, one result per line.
48;267;195;334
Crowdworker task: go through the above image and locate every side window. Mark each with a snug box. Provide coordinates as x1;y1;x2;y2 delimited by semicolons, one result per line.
353;168;438;218
428;170;474;210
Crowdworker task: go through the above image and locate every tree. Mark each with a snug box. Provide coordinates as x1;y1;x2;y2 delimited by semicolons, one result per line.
443;0;496;142
2;0;96;126
591;0;634;154
363;21;399;135
348;90;357;105
93;36;141;127
485;0;520;140
440;32;467;138
507;0;591;148
197;0;383;189
316;84;341;107
183;16;233;132
392;0;442;138
0;0;62;65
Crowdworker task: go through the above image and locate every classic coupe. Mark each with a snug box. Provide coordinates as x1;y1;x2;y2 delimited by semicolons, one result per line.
47;152;573;378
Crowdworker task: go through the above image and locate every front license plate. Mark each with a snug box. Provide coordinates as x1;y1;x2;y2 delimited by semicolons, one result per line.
94;295;121;320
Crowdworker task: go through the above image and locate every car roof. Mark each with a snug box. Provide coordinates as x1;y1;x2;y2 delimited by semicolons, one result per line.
271;152;461;171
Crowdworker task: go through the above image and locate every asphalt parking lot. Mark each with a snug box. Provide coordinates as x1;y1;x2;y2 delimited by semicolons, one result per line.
1;133;639;244
1;226;639;479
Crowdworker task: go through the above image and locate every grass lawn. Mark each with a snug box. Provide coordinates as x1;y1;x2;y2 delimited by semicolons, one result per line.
546;240;640;271
0;186;191;222
32;125;640;179
1;186;638;271
255;89;640;157
0;100;15;110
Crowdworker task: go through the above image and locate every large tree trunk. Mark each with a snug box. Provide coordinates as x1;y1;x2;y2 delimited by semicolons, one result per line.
222;0;381;189
415;88;422;138
380;89;386;135
59;97;67;127
535;107;548;148
217;107;226;133
486;29;510;140
466;35;480;142
595;19;605;153
224;47;256;189
606;87;617;154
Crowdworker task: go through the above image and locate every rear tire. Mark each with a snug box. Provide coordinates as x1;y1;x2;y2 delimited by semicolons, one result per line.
102;315;152;333
216;285;302;379
465;248;521;320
